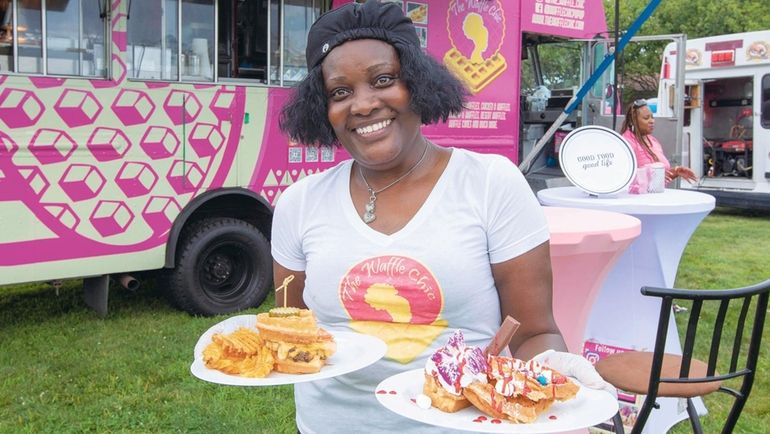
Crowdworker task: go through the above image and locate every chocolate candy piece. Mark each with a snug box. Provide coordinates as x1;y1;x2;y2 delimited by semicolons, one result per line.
484;316;520;356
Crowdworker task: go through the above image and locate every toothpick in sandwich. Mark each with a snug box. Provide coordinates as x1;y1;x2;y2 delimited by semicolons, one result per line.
275;274;295;308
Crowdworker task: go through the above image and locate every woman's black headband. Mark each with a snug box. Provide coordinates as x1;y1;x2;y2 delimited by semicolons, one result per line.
305;0;421;69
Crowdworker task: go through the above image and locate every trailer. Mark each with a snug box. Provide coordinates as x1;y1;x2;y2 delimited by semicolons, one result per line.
657;30;770;209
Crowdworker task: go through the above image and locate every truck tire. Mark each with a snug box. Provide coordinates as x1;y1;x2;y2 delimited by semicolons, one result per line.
167;217;272;316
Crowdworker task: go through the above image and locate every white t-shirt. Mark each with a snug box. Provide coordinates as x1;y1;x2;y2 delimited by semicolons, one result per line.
271;148;549;433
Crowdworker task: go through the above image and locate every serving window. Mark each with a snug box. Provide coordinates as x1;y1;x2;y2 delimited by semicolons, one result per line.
127;0;323;85
0;0;109;77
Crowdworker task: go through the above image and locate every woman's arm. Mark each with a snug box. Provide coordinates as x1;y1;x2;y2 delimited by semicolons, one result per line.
273;261;307;309
667;165;697;183
642;134;697;184
493;242;616;394
492;241;567;359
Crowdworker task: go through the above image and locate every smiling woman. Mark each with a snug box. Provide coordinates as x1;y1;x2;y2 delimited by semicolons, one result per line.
621;100;698;185
272;1;614;433
279;10;464;148
322;39;424;175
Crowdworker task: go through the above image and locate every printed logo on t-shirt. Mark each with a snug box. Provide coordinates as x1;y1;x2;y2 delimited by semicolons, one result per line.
339;255;447;364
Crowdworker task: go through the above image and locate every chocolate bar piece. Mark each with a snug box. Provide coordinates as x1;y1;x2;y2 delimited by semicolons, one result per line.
483;316;520;356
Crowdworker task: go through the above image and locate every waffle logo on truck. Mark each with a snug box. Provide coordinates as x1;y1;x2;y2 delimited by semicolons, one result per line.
685;48;702;67
443;0;507;94
746;41;769;61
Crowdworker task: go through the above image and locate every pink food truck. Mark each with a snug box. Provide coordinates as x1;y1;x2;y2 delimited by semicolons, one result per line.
0;0;608;315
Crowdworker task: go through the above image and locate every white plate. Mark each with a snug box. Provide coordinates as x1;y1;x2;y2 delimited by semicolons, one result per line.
376;369;618;433
191;314;387;386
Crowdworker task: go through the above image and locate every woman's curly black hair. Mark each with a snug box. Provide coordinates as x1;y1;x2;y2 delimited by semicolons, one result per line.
279;42;468;147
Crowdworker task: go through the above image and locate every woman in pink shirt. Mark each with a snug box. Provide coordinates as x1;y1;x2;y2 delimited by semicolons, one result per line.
620;99;697;184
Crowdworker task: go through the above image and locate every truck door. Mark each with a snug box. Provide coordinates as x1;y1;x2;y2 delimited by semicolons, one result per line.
759;74;770;184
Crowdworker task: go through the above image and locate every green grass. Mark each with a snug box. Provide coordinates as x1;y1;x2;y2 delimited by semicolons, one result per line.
0;281;295;433
668;208;770;434
1;208;768;433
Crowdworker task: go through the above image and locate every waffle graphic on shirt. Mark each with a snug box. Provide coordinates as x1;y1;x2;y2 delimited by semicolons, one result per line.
340;255;447;364
443;48;507;94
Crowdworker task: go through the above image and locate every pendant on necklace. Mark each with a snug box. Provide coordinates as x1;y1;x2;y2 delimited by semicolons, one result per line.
357;142;430;226
363;194;376;223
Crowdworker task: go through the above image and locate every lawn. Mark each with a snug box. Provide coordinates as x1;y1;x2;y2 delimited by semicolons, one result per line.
668;208;770;434
0;282;295;433
1;208;768;433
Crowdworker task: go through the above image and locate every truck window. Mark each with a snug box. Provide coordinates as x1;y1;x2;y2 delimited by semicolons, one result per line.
590;42;612;99
128;0;216;82
127;0;319;84
218;0;268;81
521;41;583;95
762;74;770;129
126;0;195;81
276;0;319;84
0;0;108;76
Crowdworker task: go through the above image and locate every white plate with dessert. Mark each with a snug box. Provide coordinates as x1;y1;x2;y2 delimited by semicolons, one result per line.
376;369;618;433
375;330;618;433
191;311;387;386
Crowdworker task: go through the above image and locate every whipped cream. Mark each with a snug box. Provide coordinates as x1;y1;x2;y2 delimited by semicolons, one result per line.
488;356;556;397
415;394;432;409
424;330;488;396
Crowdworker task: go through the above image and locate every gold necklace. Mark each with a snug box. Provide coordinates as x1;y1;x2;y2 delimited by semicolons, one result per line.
358;142;430;224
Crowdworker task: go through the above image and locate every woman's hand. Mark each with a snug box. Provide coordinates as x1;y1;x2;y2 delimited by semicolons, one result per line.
531;349;617;397
675;166;698;183
666;166;698;184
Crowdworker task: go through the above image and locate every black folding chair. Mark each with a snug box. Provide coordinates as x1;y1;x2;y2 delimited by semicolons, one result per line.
595;278;770;434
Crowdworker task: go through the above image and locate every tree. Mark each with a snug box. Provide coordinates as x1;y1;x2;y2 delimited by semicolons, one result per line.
603;0;770;102
606;0;770;38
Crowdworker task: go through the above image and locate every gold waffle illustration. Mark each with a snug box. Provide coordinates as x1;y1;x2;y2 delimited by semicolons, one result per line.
443;48;507;94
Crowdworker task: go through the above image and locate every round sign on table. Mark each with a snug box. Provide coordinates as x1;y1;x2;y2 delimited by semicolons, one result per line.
558;126;637;196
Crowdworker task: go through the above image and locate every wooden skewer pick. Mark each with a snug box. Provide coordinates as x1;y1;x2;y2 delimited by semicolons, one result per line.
275;275;295;308
484;315;521;357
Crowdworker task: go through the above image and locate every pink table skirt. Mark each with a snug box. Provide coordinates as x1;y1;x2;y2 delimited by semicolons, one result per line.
543;207;641;354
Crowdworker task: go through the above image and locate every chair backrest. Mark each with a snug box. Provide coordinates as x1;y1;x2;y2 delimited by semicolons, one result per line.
641;278;770;432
